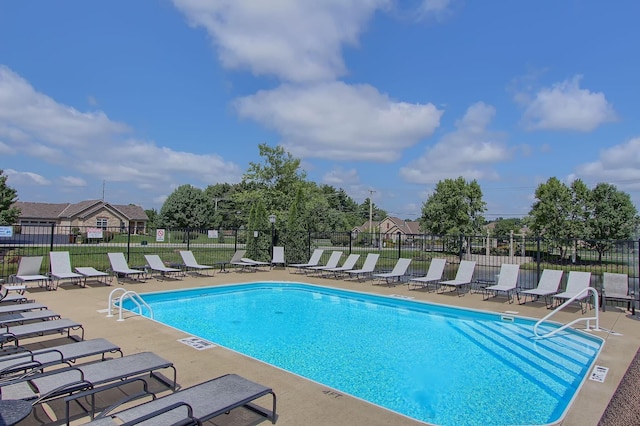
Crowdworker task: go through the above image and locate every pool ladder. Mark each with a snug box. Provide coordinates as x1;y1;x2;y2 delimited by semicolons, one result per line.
533;287;600;339
107;288;154;322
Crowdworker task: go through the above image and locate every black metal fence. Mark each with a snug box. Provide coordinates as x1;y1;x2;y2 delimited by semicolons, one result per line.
1;225;638;292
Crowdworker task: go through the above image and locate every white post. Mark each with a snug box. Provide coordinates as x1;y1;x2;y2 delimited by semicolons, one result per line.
509;230;514;261
485;230;490;256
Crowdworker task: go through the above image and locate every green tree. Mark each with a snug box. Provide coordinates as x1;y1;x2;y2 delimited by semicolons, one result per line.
0;170;20;225
420;177;486;236
491;218;523;238
357;198;387;225
144;208;159;230
588;183;639;261
528;177;573;259
159;185;212;229
283;188;308;264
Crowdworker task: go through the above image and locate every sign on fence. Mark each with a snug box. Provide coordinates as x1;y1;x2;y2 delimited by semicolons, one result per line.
0;226;13;237
87;228;103;239
156;229;165;242
208;230;218;239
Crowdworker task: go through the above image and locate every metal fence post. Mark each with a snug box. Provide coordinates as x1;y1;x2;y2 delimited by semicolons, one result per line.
536;236;541;282
397;232;402;259
126;227;131;261
50;223;55;251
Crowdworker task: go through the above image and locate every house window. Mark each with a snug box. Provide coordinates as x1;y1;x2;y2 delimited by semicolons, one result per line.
97;217;108;230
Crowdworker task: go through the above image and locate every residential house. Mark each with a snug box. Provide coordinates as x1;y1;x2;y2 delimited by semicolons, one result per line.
352;216;421;245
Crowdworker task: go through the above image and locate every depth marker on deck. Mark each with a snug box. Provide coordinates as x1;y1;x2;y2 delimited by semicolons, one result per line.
178;336;216;350
589;365;609;383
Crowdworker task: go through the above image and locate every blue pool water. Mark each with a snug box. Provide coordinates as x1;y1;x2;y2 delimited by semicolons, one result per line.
123;282;603;425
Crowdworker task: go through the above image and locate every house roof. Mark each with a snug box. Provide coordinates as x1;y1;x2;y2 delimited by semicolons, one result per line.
385;216;421;234
13;200;148;221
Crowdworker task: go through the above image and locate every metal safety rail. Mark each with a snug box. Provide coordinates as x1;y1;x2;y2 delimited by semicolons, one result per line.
533;287;600;339
107;288;154;322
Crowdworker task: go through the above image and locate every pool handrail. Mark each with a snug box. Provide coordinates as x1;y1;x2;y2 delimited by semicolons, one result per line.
533;287;599;339
107;288;154;321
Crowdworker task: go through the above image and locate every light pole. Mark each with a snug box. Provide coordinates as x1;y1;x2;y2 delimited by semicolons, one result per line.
269;214;276;258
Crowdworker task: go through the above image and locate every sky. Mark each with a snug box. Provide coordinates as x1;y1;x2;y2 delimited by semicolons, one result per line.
1;1;639;221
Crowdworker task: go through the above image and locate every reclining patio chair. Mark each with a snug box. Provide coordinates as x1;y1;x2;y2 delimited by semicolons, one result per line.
438;260;476;296
345;253;380;281
74;267;111;286
107;253;146;283
373;258;412;287
408;258;446;291
601;272;634;314
83;373;276;425
179;250;215;276
49;251;83;290
0;351;176;420
553;271;593;313
288;249;324;273
0;303;47;316
0;308;60;327
1;318;85;346
271;246;286;268
517;269;563;307
482;264;520;303
144;255;183;280
321;254;360;278
304;251;343;275
0;286;28;305
8;256;50;290
0;338;122;379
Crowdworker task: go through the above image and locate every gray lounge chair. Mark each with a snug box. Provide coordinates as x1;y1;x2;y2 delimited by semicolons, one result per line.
85;373;276;425
288;249;324;273
321;254;360;278
408;258;446;291
144;255;183;280
1;318;85;346
482;264;520;303
345;253;380;281
601;272;634;314
0;286;28;305
0;352;176;418
517;269;563;307
0;309;60;326
74;267;112;286
107;253;146;283
0;303;47;315
553;271;593;313
304;251;343;275
0;338;122;378
271;246;286;268
7;256;50;290
179;250;215;276
49;251;83;290
438;260;476;296
373;258;412;286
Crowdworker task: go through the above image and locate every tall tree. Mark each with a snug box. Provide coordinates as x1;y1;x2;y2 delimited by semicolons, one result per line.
159;184;212;228
527;177;573;258
144;208;159;229
0;170;20;225
491;218;523;238
283;188;308;264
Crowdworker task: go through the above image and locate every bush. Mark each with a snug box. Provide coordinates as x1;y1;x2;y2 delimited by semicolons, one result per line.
330;234;351;246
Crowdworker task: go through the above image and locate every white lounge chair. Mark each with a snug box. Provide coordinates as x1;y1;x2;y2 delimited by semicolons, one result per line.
107;253;146;283
0;309;60;326
49;251;83;290
373;258;412;286
321;254;360;278
8;256;50;290
74;267;112;286
408;258;446;291
601;272;634;314
0;286;28;305
482;264;520;303
553;271;593;313
271;246;286;268
345;253;380;281
304;251;343;275
288;249;324;273
0;303;47;315
517;269;563;307
179;250;214;276
144;255;183;280
438;260;476;296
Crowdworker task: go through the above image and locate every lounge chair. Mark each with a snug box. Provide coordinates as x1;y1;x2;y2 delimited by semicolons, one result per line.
83;373;276;425
0;303;47;315
321;254;360;278
7;256;50;290
482;264;520;303
1;318;85;346
144;255;183;280
553;271;593;313
0;286;28;305
345;253;380;281
0;338;122;378
49;251;83;290
408;258;446;291
107;253;146;283
179;250;215;276
234;255;270;272
304;251;343;275
438;260;476;296
271;246;286;268
517;269;563;307
216;250;246;273
0;352;176;418
288;249;324;273
373;258;412;286
0;309;60;326
74;267;112;286
601;272;634;314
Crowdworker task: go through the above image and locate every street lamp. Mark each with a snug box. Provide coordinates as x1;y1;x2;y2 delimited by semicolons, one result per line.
268;214;276;257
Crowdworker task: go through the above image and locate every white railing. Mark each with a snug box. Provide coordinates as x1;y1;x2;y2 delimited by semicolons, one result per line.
533;287;600;339
107;288;154;322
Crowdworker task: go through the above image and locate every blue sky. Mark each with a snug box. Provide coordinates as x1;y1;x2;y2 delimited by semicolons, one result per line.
1;1;639;220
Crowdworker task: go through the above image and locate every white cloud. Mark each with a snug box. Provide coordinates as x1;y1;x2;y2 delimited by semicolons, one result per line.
520;75;617;132
573;138;640;192
0;140;15;155
235;82;442;162
323;168;360;186
5;169;51;186
60;176;87;187
172;0;390;83
416;0;454;21
400;102;510;183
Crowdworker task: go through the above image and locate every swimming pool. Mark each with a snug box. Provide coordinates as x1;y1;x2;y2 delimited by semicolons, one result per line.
123;282;603;425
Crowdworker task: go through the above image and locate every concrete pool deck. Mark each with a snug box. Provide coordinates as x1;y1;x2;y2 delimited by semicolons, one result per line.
10;268;640;426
